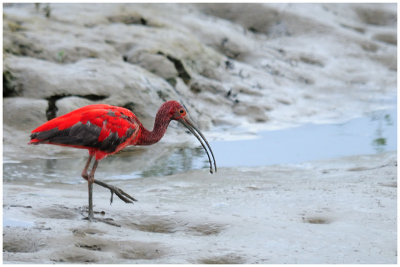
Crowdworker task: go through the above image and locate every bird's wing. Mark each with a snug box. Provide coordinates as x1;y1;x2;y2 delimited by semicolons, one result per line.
30;105;140;153
31;104;118;133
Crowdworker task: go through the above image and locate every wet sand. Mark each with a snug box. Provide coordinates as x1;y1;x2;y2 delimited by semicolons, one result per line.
3;3;397;264
3;151;396;264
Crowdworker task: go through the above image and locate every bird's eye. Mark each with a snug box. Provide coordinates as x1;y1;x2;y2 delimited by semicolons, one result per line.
179;109;184;114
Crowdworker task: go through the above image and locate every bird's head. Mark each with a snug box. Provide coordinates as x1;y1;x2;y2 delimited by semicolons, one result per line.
168;101;188;121
161;100;217;173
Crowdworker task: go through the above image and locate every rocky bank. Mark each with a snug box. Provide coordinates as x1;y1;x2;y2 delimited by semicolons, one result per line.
3;3;397;160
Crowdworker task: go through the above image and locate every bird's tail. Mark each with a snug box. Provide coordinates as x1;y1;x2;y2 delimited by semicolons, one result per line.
28;132;44;145
28;129;56;145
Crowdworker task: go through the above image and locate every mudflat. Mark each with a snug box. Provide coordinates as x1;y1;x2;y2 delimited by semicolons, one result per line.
3;151;396;264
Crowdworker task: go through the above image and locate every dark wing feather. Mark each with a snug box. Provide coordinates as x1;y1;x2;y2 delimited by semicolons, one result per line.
30;106;139;153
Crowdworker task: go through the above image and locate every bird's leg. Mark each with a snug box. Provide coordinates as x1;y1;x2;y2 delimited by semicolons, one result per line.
93;179;137;204
81;155;93;181
88;182;94;220
87;160;98;221
81;155;95;220
81;156;137;220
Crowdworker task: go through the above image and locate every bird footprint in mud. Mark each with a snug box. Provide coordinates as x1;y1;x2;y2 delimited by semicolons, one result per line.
122;214;227;236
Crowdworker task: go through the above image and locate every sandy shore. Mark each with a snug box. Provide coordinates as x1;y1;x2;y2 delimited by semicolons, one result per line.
3;151;396;264
3;3;397;264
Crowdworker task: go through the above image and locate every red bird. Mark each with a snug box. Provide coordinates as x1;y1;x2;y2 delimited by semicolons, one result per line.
29;100;216;220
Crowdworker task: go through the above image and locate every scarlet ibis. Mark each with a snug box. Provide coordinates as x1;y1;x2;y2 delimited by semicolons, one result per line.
29;100;216;220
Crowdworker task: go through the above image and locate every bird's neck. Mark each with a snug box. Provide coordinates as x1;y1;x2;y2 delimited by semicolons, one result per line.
136;112;171;146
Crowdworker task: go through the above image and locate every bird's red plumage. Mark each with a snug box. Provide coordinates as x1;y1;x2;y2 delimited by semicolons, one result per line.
31;104;132;132
30;104;141;160
28;100;216;220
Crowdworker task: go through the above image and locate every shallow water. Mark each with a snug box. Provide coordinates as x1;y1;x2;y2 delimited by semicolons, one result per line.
212;108;397;167
3;109;396;184
3;218;35;228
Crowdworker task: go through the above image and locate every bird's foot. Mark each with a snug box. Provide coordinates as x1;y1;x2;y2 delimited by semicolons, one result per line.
83;216;121;227
81;209;121;227
93;179;137;204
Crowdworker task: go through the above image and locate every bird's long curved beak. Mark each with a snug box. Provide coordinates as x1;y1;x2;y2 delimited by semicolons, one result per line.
178;117;217;174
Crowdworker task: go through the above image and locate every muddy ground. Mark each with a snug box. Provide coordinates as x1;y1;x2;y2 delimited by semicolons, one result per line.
3;3;397;264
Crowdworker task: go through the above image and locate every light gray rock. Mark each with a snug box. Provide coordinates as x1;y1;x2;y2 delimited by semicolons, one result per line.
3;97;48;130
3;3;397;159
124;51;178;80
